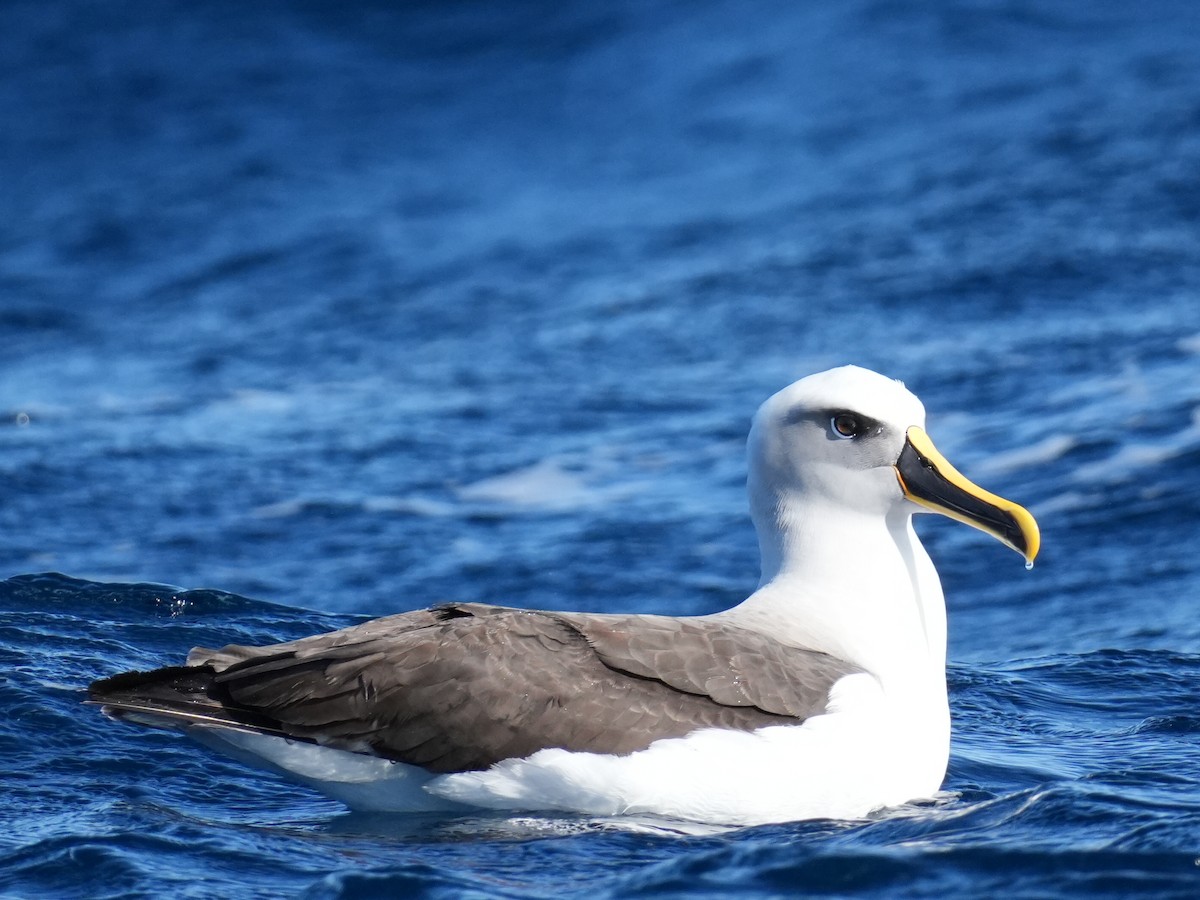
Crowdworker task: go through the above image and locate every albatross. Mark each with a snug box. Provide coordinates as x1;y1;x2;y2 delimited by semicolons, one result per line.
88;365;1039;826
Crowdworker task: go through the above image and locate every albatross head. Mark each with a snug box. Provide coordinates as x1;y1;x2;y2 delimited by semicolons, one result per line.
747;365;1039;578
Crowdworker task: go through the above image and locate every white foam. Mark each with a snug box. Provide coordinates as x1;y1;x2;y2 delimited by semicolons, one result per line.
1030;491;1102;517
1177;333;1200;355
971;434;1077;476
456;458;608;511
361;495;456;517
1071;424;1200;485
251;494;456;519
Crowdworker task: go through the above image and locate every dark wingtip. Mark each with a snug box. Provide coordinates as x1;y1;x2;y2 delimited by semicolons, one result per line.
87;665;217;703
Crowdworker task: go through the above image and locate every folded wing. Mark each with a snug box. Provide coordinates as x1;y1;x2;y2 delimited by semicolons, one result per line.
90;603;860;773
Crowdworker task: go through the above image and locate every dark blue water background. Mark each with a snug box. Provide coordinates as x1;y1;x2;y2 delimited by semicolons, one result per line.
3;0;1199;896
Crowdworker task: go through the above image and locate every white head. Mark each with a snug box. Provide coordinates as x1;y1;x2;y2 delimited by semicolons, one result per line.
748;366;925;521
747;365;1038;584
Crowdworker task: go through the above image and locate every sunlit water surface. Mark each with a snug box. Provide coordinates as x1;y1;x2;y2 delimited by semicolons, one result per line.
2;0;1199;896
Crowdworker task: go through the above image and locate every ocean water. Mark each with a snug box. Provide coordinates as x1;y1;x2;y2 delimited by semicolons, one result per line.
2;0;1200;896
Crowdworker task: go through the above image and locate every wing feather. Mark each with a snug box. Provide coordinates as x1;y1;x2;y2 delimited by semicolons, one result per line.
92;602;861;773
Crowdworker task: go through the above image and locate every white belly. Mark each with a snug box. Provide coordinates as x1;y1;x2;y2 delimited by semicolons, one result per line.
187;672;950;827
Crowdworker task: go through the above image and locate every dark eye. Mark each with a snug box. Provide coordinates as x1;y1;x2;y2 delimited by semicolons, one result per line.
831;413;862;439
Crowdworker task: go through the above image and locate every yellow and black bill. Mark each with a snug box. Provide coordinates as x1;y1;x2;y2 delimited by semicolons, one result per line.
894;426;1040;564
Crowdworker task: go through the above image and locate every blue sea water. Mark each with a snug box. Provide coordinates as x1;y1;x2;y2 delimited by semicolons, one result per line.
2;0;1200;896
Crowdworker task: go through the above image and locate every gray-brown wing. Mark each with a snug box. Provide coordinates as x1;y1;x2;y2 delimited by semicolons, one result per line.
183;603;855;773
195;604;788;772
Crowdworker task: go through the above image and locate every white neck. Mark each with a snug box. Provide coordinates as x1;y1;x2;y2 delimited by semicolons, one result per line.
721;492;948;698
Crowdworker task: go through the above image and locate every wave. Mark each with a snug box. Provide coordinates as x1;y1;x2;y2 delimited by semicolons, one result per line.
3;574;1199;897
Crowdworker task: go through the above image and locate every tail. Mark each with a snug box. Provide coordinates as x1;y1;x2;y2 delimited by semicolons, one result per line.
87;666;297;740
